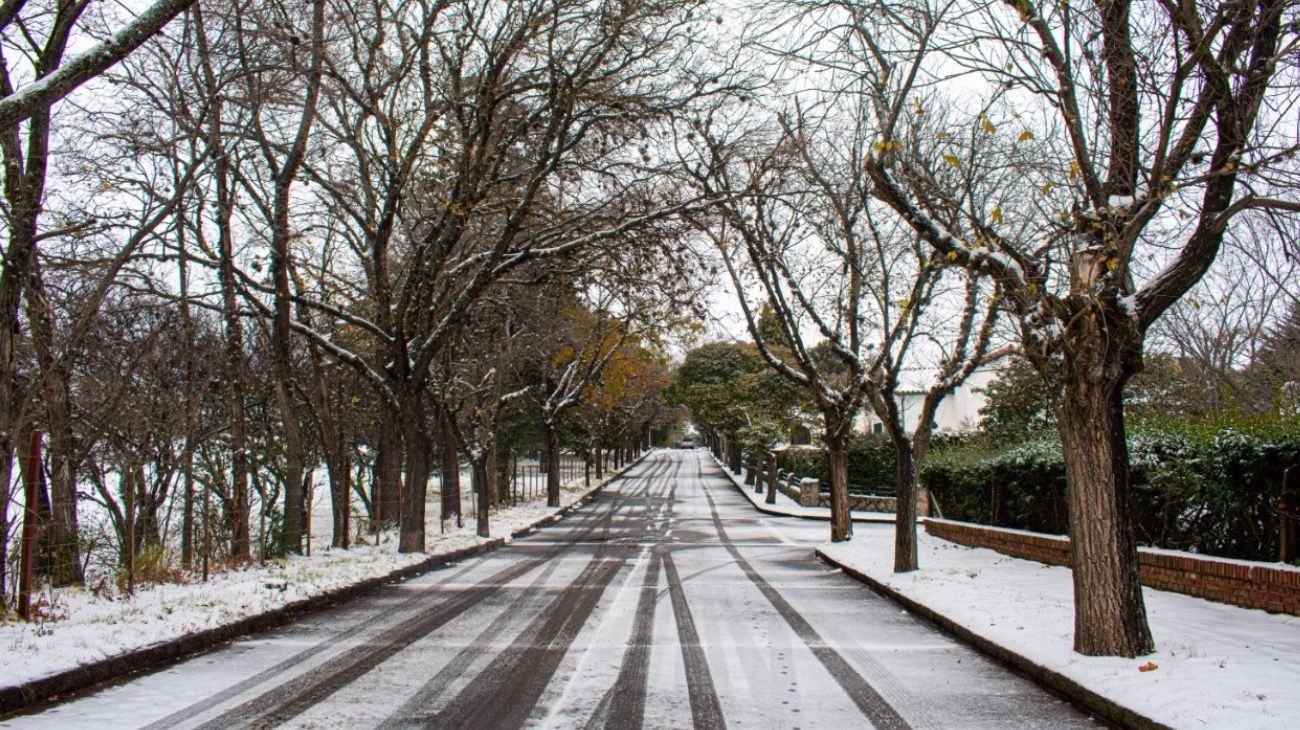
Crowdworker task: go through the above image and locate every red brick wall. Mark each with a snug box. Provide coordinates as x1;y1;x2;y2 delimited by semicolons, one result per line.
924;518;1300;616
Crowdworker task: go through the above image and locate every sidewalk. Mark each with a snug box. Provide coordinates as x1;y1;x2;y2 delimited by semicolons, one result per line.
817;525;1300;729
0;454;648;714
709;452;896;523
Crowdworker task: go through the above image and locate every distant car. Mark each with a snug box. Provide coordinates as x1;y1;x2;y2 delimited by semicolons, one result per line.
676;437;698;449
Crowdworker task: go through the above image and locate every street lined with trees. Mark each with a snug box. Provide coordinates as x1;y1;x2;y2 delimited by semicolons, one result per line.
1;0;1298;689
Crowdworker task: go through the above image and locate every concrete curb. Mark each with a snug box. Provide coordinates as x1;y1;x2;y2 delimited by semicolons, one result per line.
0;453;648;717
815;547;1170;730
708;452;896;524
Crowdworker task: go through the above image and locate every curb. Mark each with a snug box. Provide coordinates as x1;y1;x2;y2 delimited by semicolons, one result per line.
0;454;646;717
815;548;1170;730
708;453;896;524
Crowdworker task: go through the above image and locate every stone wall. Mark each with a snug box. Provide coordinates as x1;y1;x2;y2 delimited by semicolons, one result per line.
814;494;897;512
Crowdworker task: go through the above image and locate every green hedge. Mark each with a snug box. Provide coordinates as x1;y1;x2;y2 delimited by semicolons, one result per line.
775;435;897;495
922;415;1300;562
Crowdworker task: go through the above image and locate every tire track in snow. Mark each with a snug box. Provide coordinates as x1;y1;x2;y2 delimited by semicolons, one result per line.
412;551;628;729
187;481;644;729
139;558;491;730
583;547;663;730
576;452;681;729
552;454;676;730
150;471;644;729
662;549;728;730
374;558;568;729
694;455;913;730
379;457;674;729
374;455;671;729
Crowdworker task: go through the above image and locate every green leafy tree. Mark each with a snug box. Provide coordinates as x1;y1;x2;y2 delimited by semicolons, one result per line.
668;342;804;452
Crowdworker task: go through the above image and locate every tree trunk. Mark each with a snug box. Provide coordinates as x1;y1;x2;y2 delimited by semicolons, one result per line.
194;3;250;563
0;440;12;601
33;358;81;585
892;439;918;572
226;351;251;564
595;445;604;479
472;456;490;538
545;424;561;507
178;231;196;570
398;392;429;553
439;415;461;527
305;335;349;550
267;0;324;557
274;376;306;555
1058;354;1154;657
331;451;351;549
826;438;852;543
486;442;499;509
135;464;163;554
17;431;41;619
123;468;135;593
374;407;403;527
728;441;742;474
496;448;512;505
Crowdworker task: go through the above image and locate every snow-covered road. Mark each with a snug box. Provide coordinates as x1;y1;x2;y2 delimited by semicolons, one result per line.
3;450;1097;729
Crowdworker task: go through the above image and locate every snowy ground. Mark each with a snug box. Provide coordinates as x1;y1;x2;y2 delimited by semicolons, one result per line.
820;529;1300;730
0;465;613;690
5;449;1093;729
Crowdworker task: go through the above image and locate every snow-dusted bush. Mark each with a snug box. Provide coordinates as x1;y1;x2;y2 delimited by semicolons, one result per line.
922;415;1300;562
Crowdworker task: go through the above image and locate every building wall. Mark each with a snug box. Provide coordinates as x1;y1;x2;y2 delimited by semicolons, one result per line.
857;367;998;434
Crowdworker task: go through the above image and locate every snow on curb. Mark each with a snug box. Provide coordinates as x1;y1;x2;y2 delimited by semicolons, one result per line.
817;527;1300;730
708;451;896;523
0;452;649;715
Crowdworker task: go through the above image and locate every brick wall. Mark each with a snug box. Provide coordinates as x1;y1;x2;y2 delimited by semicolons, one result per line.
924;518;1300;616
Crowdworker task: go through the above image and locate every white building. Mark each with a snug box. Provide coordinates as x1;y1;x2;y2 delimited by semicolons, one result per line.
856;366;998;435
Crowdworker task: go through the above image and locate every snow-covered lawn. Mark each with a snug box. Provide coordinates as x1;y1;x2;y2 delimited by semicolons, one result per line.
821;527;1300;730
0;474;609;689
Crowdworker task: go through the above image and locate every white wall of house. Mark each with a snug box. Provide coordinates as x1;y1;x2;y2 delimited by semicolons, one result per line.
856;367;998;435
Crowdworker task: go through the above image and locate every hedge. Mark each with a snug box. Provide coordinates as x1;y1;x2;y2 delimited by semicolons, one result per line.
922;415;1300;562
776;435;898;495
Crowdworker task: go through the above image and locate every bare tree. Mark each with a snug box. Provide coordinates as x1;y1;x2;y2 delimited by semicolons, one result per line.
688;119;870;542
289;0;725;552
773;0;1300;655
689;95;1002;554
0;0;199;129
226;0;328;555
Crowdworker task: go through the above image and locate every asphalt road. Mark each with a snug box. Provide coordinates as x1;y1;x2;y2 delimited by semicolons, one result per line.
6;449;1098;729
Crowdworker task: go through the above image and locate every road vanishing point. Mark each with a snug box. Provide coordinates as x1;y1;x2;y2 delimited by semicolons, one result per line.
7;449;1099;729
